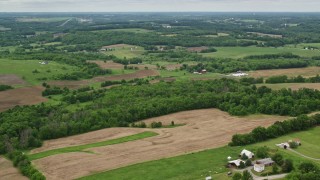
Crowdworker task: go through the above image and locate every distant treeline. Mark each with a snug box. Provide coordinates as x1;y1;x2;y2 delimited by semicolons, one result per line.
266;75;320;84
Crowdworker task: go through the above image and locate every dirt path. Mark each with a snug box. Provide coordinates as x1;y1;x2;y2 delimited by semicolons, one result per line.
0;86;47;112
49;70;159;89
234;167;288;180
33;109;287;180
288;148;320;161
0;156;28;180
249;67;320;78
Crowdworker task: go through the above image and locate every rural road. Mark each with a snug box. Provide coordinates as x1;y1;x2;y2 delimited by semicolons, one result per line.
234;167;288;180
59;18;73;27
32;109;288;180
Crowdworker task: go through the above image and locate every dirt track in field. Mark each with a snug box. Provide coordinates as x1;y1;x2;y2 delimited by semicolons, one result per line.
32;109;287;180
0;156;28;180
0;86;47;112
88;60;158;70
249;67;320;78
0;74;27;85
187;46;208;52
48;70;160;89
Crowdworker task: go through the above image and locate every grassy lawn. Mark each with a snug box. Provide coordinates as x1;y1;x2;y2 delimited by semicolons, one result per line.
201;46;320;59
79;127;320;180
28;131;158;161
0;59;78;85
102;45;146;59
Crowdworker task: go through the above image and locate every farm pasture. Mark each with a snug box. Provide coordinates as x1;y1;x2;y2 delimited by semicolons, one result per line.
249;66;320;78
101;44;145;59
32;109;287;180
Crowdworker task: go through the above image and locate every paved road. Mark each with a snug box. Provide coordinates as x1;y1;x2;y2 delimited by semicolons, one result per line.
288;148;320;161
59;18;72;27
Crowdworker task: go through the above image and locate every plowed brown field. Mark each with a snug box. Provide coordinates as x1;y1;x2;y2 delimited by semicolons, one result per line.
32;109;287;180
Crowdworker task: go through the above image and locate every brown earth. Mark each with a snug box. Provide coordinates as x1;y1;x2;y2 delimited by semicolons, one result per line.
48;70;160;89
0;86;47;112
247;32;283;38
249;67;320;78
0;156;28;180
187;46;209;52
88;60;124;69
165;64;183;71
33;109;287;180
0;74;27;86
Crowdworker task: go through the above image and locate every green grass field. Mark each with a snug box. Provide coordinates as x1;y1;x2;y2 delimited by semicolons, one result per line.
103;45;146;59
28;131;158;161
79;127;320;180
0;59;78;85
201;45;320;59
159;70;224;81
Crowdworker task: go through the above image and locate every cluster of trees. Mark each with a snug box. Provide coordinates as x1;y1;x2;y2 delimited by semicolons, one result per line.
182;58;308;73
230;114;320;146
42;86;69;96
62;89;105;104
101;78;150;87
287;162;320;180
232;170;253;180
239;77;264;85
200;47;217;53
2;79;320;155
6;151;46;180
266;75;320;84
0;85;13;91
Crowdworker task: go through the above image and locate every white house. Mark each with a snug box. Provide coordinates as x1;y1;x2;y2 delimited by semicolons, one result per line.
228;159;245;168
240;149;254;159
231;71;248;77
254;163;265;172
276;142;290;149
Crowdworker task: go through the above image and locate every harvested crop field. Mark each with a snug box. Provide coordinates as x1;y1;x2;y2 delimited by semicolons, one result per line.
165;64;182;71
187;46;208;52
102;44;132;49
33;109;287;180
258;83;320;90
247;32;283;38
249;67;320;78
88;61;124;69
0;156;28;180
0;74;27;86
49;70;160;89
0;86;47;112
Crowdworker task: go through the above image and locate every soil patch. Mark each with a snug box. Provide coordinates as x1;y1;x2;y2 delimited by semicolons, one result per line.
0;86;47;112
0;156;28;180
0;74;27;86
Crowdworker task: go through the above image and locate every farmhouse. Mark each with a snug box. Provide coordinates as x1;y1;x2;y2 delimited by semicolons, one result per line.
240;149;254;159
228;159;245;168
254;158;275;172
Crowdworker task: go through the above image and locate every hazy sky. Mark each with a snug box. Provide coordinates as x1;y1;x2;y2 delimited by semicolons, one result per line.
0;0;319;12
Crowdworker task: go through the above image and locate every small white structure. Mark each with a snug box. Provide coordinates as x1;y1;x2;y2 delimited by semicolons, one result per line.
276;142;290;149
231;71;248;77
205;176;212;180
254;163;265;172
227;156;232;160
228;159;245;167
240;149;254;159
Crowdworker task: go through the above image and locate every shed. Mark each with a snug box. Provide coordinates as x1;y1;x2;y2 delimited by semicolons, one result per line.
240;149;254;159
254;163;265;172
